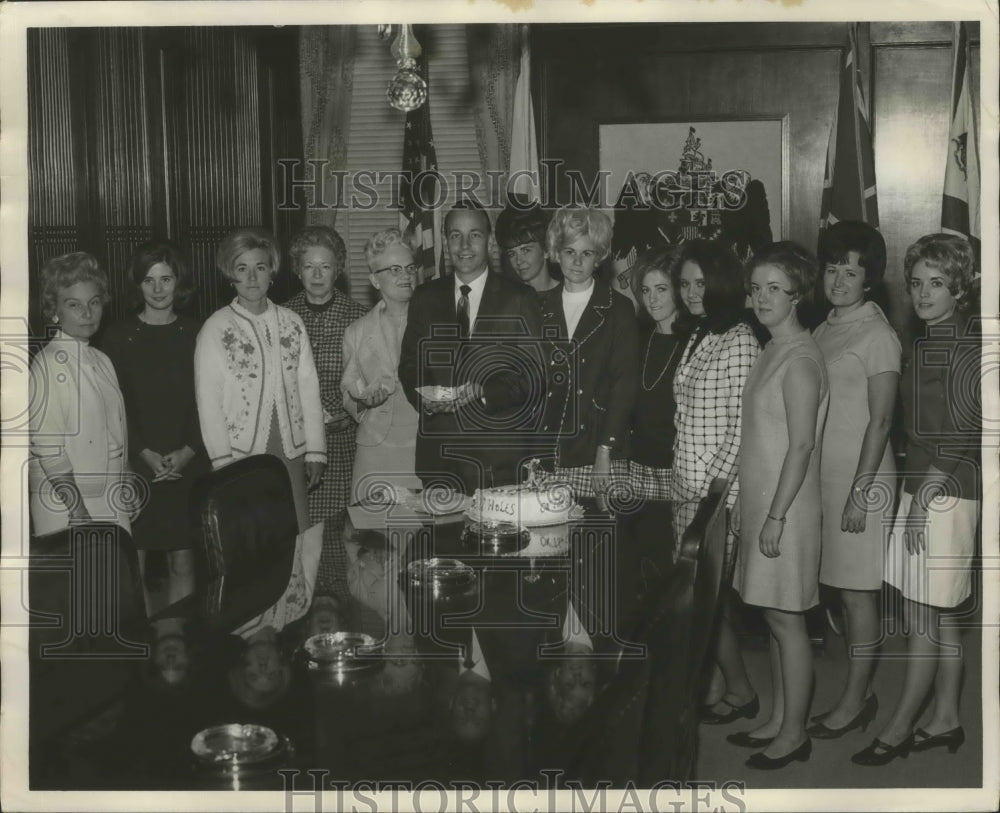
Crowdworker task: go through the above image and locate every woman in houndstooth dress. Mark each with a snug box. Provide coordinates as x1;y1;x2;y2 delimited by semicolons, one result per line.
284;226;366;597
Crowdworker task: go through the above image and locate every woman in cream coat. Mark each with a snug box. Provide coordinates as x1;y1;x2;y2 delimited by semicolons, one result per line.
342;229;421;503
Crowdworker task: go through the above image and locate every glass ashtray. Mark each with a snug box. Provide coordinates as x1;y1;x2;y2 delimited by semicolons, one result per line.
460;520;531;554
404;557;478;600
190;723;279;765
303;631;380;668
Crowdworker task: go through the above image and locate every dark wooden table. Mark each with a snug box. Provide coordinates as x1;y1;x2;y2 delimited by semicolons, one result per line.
34;498;713;791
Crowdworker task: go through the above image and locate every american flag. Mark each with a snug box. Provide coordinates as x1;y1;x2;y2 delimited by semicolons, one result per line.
399;53;444;280
941;22;980;261
819;23;879;233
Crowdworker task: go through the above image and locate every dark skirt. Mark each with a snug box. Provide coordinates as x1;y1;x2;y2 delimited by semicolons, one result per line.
131;453;209;551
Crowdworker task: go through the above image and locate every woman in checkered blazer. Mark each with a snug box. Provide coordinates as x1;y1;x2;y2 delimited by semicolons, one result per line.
669;239;766;727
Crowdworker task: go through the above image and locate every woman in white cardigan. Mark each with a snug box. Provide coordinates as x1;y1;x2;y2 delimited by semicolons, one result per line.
195;228;326;531
341;229;420;504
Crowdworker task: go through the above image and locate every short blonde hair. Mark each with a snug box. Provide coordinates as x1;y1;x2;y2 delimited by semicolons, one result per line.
39;252;111;321
216;228;280;280
546;206;613;262
364;228;415;272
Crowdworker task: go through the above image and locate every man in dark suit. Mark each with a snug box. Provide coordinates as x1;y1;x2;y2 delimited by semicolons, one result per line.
399;201;545;495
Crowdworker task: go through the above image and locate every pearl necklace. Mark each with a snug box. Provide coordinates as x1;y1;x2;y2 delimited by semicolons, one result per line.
641;330;679;392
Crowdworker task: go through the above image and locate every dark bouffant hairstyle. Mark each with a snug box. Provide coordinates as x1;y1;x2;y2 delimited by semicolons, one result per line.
671;240;749;338
496;203;550;250
817;220;887;286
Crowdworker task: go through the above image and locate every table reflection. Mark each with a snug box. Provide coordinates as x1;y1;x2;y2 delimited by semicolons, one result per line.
67;498;694;788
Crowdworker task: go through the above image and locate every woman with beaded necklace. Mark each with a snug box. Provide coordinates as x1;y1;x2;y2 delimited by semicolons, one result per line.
625;245;689;500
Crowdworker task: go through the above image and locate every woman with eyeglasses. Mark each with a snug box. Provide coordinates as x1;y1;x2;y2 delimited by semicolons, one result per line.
284;225;366;594
342;229;421;504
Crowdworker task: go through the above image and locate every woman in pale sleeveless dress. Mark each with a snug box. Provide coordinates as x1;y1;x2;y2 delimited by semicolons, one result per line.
731;243;829;770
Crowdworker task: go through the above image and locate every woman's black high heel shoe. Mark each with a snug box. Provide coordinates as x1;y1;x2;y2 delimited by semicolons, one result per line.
851;733;915;766
745;738;811;770
806;695;878;739
726;731;775;748
911;726;965;754
700;694;760;725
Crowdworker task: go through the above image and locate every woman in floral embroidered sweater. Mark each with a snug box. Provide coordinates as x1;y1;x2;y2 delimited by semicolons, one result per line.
194;228;326;531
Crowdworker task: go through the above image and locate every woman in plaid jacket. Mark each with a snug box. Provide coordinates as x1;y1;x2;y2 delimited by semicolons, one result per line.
669;239;765;727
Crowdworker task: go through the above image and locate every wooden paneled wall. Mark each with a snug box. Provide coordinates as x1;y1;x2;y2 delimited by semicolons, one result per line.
27;27;303;332
28;28;81;330
533;22;981;335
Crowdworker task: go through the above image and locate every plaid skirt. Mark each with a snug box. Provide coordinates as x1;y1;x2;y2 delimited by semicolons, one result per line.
550;460;670;505
621;461;672;501
551;461;628;500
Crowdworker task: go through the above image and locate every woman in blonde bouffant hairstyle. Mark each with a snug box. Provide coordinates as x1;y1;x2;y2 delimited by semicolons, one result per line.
537;206;639;500
194;228;326;532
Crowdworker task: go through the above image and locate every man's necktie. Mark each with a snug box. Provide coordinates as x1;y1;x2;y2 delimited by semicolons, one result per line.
457;284;471;339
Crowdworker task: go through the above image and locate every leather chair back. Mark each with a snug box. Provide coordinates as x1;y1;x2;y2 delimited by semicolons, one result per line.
567;479;731;785
190;455;299;632
678;477;731;702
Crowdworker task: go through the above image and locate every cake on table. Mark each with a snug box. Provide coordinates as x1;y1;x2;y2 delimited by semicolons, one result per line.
470;460;579;527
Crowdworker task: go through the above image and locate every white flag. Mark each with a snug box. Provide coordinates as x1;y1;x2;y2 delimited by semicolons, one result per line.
508;25;539;202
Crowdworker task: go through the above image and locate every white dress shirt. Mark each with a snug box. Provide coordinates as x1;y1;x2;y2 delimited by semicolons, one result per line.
459;627;491;680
